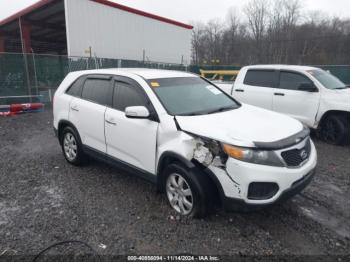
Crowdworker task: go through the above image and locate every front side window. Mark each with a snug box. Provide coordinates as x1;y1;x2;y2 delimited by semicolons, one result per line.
81;78;112;106
113;82;147;111
243;70;276;88
147;77;240;116
279;71;313;90
308;69;347;89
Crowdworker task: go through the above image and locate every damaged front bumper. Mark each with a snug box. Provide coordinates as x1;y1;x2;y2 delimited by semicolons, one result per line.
221;169;315;212
202;140;317;211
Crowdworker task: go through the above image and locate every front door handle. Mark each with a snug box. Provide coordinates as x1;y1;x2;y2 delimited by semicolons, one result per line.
105;119;117;126
274;93;285;96
235;89;244;92
71;106;79;112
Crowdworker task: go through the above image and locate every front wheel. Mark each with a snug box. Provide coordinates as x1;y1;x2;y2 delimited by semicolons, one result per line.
319;115;350;145
163;164;210;218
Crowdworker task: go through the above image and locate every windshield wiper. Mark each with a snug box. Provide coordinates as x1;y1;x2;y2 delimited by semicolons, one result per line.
206;106;236;114
176;112;204;116
177;106;236;116
334;85;350;89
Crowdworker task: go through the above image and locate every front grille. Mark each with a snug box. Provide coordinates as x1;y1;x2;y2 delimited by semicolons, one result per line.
281;139;311;167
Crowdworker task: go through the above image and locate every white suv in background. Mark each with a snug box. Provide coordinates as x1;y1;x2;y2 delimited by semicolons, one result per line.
53;69;317;217
231;65;350;145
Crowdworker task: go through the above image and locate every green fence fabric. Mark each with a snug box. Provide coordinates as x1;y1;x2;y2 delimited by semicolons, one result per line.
0;53;27;98
0;53;191;103
0;52;349;104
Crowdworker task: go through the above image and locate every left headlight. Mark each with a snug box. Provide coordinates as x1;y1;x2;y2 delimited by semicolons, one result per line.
222;143;284;167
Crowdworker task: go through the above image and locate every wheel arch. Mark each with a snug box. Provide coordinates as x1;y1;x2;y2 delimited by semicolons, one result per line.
156;151;195;191
57;120;81;145
318;110;350;128
156;152;223;206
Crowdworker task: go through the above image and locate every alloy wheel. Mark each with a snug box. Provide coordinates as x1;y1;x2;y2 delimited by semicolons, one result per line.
63;132;78;161
166;173;194;215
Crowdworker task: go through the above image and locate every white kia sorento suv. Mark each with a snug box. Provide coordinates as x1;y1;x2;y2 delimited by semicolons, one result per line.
53;69;317;217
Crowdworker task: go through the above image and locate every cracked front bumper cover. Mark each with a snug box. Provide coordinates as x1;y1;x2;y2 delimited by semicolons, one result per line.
222;168;316;212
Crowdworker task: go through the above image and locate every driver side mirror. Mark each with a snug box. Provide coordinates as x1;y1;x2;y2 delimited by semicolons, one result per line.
298;83;318;92
125;106;150;119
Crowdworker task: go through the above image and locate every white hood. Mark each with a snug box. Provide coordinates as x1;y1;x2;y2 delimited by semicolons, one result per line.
321;88;350;112
324;88;350;102
176;104;304;148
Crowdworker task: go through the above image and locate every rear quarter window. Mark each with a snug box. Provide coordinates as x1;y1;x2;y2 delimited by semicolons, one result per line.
66;77;85;97
243;70;276;88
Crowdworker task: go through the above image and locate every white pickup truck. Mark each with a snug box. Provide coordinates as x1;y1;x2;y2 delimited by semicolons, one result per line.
219;65;350;145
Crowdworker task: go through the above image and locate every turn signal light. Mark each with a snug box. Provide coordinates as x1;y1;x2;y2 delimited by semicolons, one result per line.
222;144;244;159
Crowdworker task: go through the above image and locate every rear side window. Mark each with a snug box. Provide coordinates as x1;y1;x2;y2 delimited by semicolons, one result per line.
66;77;84;97
81;78;112;106
244;70;276;88
113;82;147;111
279;71;313;90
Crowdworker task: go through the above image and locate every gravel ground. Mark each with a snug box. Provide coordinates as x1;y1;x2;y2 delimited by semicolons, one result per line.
0;110;349;260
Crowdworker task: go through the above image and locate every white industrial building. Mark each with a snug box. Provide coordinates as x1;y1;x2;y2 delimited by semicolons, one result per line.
0;0;193;64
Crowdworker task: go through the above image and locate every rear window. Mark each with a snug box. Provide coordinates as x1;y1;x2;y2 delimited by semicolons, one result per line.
81;78;112;106
244;70;276;88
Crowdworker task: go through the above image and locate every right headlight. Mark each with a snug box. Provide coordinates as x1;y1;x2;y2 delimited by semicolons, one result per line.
222;143;284;167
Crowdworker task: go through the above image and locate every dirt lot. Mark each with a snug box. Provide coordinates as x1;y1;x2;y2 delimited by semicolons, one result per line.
0;110;349;259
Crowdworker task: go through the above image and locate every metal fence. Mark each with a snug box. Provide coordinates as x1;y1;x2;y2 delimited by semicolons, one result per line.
0;52;189;104
0;52;349;105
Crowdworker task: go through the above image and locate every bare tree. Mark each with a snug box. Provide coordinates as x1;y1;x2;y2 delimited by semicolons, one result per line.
244;0;270;63
223;8;241;64
268;0;301;63
191;22;206;65
191;0;350;66
203;19;224;64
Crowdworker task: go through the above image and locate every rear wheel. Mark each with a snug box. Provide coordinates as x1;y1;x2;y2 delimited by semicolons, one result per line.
163;164;210;218
61;126;87;165
319;115;350;145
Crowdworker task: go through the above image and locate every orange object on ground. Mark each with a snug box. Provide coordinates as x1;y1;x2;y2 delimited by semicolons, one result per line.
10;103;44;112
0;111;17;117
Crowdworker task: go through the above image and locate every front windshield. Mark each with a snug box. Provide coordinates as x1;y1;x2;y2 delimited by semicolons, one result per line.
308;69;347;89
148;77;240;116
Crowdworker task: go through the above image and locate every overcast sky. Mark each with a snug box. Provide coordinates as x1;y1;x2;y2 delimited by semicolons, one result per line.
0;0;350;24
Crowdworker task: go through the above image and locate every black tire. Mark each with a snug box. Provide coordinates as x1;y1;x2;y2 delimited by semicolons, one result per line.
319;115;350;145
162;163;210;218
60;126;87;166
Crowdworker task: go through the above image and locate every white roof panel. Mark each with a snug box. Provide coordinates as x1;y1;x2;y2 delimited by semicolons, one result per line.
71;68;196;79
244;64;320;71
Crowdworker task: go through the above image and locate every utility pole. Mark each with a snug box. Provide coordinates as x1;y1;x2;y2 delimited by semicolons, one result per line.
19;17;32;102
31;48;38;97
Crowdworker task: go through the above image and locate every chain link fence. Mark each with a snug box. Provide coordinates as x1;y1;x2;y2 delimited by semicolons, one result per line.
1;52;349;105
0;52;190;104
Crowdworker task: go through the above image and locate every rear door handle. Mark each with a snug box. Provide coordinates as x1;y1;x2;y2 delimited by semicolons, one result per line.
235;89;244;92
274;93;285;96
105;119;117;125
70;106;79;112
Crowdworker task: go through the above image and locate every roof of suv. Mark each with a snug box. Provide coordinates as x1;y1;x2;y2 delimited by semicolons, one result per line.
72;68;196;80
243;64;320;71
